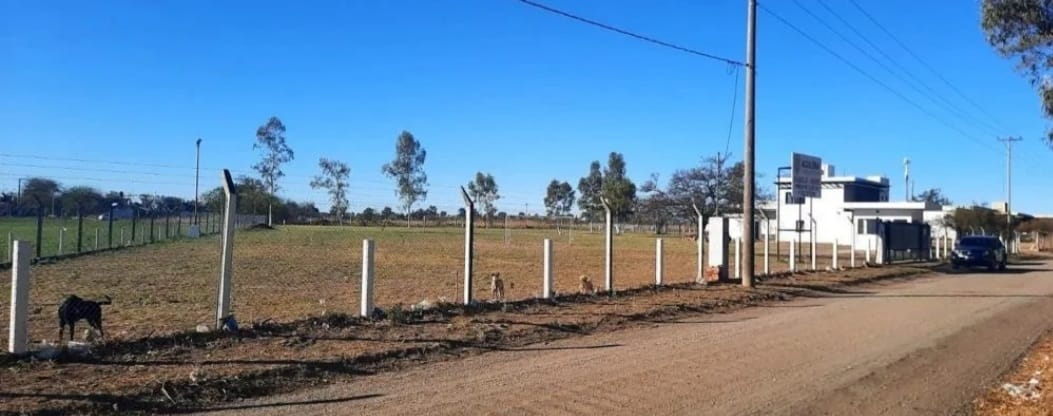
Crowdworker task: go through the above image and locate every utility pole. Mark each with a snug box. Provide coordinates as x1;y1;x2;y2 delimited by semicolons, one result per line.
195;138;202;225
741;0;757;288
998;137;1022;245
903;157;910;201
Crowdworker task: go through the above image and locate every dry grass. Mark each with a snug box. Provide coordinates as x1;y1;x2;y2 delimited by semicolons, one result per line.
0;260;926;414
0;225;852;344
974;331;1053;416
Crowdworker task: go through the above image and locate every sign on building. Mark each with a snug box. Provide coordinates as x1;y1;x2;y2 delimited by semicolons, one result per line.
791;152;823;199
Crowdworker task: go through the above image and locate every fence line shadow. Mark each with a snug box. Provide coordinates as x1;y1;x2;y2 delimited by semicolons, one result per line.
180;393;384;414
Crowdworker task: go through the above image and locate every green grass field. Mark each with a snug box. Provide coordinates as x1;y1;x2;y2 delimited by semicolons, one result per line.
0;214;225;261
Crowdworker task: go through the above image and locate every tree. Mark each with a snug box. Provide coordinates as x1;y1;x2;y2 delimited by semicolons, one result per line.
20;177;60;215
381;206;396;220
252;116;294;226
912;188;953;207
544;180;576;217
577;161;604;221
310;158;351;224
635;173;678;234
61;186;103;215
600;152;637;221
467;172;500;227
982;0;1053;144
381;131;428;223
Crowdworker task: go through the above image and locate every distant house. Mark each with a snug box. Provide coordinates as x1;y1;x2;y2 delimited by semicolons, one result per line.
97;207;135;221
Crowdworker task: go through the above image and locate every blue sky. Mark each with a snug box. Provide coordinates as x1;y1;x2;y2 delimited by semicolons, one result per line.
1;0;1050;215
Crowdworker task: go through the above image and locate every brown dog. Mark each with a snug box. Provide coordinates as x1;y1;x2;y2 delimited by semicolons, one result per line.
579;275;595;295
490;272;505;301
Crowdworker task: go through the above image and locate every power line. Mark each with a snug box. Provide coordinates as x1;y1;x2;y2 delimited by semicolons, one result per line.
516;0;745;67
846;0;1014;133
723;66;741;157
811;0;1004;137
758;3;998;152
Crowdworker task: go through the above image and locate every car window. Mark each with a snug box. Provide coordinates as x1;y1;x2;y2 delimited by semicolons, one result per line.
959;237;999;247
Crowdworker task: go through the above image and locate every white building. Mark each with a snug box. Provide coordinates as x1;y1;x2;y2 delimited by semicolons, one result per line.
733;163;947;250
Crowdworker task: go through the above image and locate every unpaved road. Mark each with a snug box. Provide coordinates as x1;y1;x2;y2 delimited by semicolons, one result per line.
200;262;1053;416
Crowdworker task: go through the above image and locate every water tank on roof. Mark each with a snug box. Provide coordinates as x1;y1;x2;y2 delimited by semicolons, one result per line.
821;164;835;178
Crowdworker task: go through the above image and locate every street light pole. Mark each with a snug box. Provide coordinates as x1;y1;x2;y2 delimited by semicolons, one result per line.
741;0;757;288
195;138;202;225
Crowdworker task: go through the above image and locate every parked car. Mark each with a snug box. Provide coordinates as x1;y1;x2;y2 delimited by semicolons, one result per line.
951;236;1007;271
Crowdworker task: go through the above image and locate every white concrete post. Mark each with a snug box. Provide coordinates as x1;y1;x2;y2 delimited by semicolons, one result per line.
876;236;885;265
832;239;839;270
8;241;30;354
692;203;704;283
810;234;817;271
57;228;65;255
460;187;475;305
543;239;553;298
602;198;613;294
789;237;797;273
734;237;742;279
216;170;237;328
942;234;948;259
655;238;663;286
94;228;100;251
360;239;375;317
865;239;872;264
120;227;126;247
763;230;770;275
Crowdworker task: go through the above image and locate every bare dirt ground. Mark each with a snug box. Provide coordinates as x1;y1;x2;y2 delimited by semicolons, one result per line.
1;264;925;415
974;328;1053;415
195;260;1053;416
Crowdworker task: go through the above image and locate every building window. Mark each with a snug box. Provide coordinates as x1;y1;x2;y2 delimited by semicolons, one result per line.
784;192;804;205
844;183;888;203
857;219;877;235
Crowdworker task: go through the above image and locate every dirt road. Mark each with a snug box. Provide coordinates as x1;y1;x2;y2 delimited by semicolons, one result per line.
199;262;1053;416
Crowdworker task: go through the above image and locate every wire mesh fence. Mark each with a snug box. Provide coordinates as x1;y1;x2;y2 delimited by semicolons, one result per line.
1;215;888;350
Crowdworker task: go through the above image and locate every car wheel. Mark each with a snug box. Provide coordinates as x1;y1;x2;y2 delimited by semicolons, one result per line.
988;262;997;272
999;261;1007;271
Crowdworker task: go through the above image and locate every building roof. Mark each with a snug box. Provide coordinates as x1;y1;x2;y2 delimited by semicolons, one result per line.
775;175;889;186
841;201;938;211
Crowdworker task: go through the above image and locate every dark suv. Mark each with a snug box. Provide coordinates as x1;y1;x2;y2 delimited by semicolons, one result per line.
951;236;1008;271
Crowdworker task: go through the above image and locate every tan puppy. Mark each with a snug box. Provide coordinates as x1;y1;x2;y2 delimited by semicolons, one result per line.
579;275;595;295
490;272;505;301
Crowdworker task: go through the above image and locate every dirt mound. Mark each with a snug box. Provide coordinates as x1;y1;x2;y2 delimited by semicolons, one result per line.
247;223;276;231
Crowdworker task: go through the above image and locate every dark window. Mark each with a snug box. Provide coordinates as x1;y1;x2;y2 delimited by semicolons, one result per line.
857;219;877;235
843;183;889;202
959;237;1001;248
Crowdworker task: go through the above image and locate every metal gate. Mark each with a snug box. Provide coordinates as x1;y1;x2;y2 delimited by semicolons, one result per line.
878;220;931;263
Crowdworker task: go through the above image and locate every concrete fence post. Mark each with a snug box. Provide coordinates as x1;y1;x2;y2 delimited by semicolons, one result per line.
734;237;742;279
216;170;238;328
655;238;664;286
120;227;126;247
865;239;872;264
460;187;475;305
763;230;770;275
360;239;375;317
94;228;100;251
58;228;65;256
602;198;613;294
876;236;885;265
543;239;553;298
692;203;704;283
942;234;949;259
810;235;817;271
8;241;31;354
832;239;839;270
789;237;797;273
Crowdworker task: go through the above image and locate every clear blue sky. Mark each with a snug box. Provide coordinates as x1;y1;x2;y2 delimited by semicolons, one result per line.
2;0;1049;215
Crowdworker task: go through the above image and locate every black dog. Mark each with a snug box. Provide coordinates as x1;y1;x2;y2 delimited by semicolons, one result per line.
58;295;111;341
